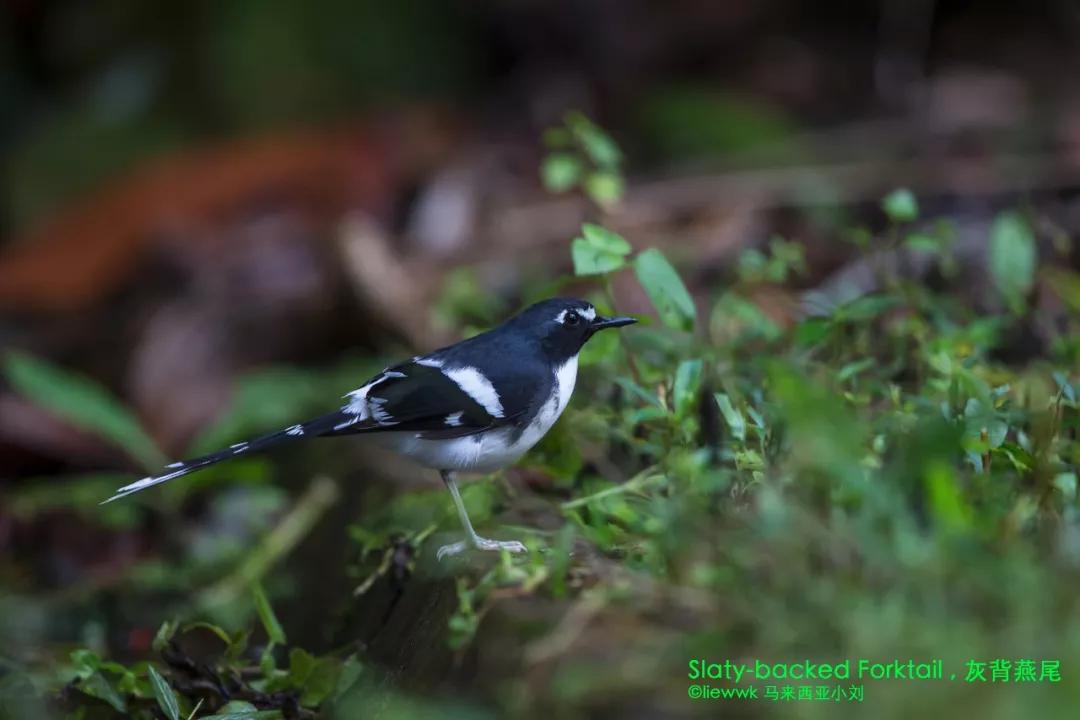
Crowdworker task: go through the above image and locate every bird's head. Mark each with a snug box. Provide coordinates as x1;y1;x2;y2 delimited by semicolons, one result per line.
509;297;637;360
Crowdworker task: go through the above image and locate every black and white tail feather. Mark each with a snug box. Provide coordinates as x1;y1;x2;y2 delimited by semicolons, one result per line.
102;410;359;503
103;352;529;503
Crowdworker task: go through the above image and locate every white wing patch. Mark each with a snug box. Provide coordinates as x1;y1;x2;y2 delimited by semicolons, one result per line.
443;366;503;418
343;370;405;422
445;411;464;427
285;424;304;436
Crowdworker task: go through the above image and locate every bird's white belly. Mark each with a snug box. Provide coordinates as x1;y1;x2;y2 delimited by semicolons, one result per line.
380;355;578;473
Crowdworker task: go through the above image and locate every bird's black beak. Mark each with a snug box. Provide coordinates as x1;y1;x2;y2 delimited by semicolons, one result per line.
590;315;637;332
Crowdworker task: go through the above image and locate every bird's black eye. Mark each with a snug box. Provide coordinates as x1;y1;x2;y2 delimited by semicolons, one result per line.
565;311;581;326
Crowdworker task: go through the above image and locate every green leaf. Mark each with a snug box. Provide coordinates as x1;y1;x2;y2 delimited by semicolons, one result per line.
882;188;919;223
288;648;316;687
566;112;622;169
201;711;282;720
179;621;233;648
252;582;286;645
327;655;364;705
299;656;343;707
924;461;972;533
584;171;624;206
714;393;746;442
633;248;696;331
3;351;165;470
835;294;900;322
147;665;180;720
989;211;1036;312
540;153;582;193
152;620;178;653
78;671;126;713
673;359;703;418
570;224;632;276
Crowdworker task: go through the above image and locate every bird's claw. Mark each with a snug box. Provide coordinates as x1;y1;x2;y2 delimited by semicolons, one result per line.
436;537;527;560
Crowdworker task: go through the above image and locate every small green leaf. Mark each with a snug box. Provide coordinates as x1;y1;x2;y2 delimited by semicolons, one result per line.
989;211;1036;312
584;171;624;206
836;294;900;322
328;655;364;705
882;188;918;223
180;621;233;648
566;112;622;169
904;232;940;253
836;358;875;383
252;582;286;645
78;671;126;713
633;248;696;331
541;153;582;193
673;359;703;418
148;665;180;720
570;224;632;275
299;656;343;708
924;461;972;533
201;711;282;720
288;648;316;687
714;393;746;442
152;620;178;653
3;351;165;470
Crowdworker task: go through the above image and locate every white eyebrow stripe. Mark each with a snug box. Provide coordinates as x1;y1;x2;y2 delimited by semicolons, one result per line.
442;366;503;418
555;306;596;324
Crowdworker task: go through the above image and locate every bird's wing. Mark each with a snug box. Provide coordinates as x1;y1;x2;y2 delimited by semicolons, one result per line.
328;358;541;439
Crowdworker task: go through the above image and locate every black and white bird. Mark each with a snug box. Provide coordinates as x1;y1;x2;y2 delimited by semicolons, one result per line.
106;298;636;559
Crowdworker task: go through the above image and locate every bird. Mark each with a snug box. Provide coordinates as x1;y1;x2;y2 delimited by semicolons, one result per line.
105;297;636;559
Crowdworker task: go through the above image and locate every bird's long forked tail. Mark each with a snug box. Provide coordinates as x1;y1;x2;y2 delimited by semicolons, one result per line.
102;410;363;503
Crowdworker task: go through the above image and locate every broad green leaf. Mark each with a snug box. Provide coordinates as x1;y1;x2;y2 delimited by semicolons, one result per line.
881;188;918;223
570;224;632;275
252;582;286;645
714;393;746;442
633;248;696;331
989;211;1036;312
3;351;165;470
541;153;582;193
147;665;180;720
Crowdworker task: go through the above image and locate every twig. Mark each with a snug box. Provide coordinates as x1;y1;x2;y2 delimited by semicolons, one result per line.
196;476;339;610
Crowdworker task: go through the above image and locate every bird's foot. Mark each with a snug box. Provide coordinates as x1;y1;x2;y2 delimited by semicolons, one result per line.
436;536;527;561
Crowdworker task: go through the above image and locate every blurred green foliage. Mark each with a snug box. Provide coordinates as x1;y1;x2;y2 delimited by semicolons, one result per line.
6;116;1080;718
